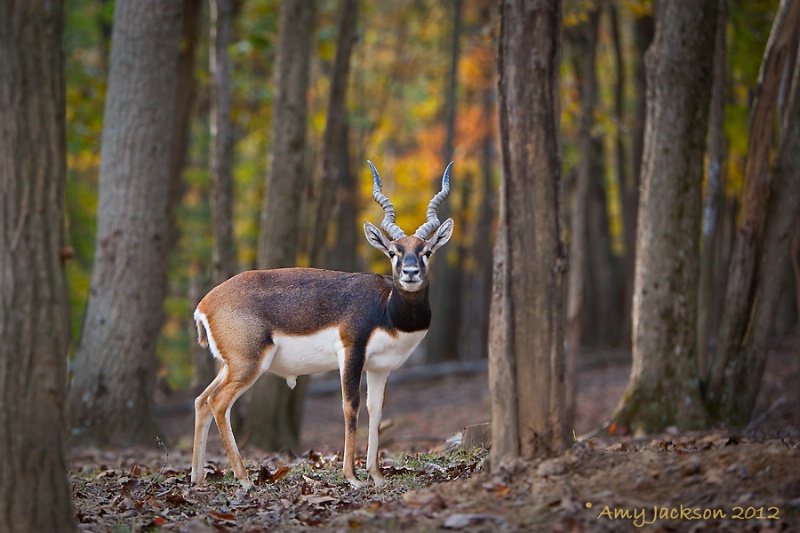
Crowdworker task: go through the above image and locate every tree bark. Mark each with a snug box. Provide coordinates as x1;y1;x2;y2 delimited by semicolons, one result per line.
69;0;185;445
0;2;75;530
210;0;238;286
707;0;800;424
309;0;358;268
611;0;718;434
249;0;315;451
490;0;568;466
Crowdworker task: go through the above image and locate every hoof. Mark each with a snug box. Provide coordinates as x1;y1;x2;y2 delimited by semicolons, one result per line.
346;477;364;489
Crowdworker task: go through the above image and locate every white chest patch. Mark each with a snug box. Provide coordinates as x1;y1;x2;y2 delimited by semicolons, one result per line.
364;329;428;372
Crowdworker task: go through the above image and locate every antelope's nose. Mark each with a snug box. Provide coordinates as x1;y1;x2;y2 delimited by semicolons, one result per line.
402;265;420;277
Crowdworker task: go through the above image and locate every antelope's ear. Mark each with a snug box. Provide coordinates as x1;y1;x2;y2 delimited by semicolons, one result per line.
428;218;454;254
364;222;392;257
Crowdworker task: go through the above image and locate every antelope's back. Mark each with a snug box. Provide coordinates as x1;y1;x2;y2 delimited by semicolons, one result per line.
196;268;393;359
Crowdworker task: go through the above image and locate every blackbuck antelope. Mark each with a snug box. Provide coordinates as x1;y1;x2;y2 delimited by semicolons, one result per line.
191;161;454;489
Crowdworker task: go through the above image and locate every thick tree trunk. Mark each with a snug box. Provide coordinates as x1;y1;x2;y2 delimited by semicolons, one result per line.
210;0;238;286
0;2;75;530
707;0;800;424
69;0;185;446
249;0;315;451
309;0;358;268
611;0;717;434
490;0;568;465
565;5;599;422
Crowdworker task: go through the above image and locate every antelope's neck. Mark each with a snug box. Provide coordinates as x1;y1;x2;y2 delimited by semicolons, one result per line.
386;286;431;333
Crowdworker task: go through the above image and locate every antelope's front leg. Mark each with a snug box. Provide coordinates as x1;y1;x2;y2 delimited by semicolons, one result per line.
366;370;389;486
339;353;365;488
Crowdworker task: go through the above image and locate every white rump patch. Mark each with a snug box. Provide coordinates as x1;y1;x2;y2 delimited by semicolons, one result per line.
194;309;223;361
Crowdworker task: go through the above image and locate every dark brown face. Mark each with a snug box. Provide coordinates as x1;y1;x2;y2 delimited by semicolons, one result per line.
387;236;433;292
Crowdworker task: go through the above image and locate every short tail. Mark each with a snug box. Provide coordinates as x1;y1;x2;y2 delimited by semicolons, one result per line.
194;309;209;348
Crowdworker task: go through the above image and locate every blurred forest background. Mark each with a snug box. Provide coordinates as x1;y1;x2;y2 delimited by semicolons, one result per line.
58;0;798;440
7;0;800;529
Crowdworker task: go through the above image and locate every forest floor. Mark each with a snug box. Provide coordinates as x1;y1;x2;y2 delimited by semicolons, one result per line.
70;333;800;532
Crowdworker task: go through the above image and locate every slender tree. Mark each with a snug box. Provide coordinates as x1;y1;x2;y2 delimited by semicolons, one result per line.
611;0;718;433
69;0;185;445
490;0;568;465
309;0;359;269
565;3;600;422
249;0;316;451
0;1;75;529
698;0;728;376
619;9;654;345
210;0;238;287
427;0;464;363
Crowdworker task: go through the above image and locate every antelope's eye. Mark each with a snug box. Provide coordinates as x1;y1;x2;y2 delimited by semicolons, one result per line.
388;251;396;259
424;251;433;258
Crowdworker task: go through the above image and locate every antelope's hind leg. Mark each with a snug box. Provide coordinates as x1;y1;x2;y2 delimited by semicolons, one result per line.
206;348;273;490
191;365;226;484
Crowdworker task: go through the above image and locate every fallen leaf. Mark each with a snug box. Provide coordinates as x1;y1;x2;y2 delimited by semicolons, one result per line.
208;510;236;521
257;465;290;485
442;513;506;529
301;495;338;506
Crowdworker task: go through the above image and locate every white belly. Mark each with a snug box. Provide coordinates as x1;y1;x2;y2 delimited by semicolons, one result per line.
265;328;342;378
262;327;427;381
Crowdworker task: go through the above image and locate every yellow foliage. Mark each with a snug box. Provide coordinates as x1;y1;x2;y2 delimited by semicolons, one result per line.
67;151;100;173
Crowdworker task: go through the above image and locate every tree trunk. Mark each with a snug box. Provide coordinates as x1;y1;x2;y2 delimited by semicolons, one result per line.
619;10;654;347
249;0;315;451
565;4;599;422
490;0;568;466
611;0;718;434
169;0;200;244
69;0;185;446
793;229;800;333
210;0;238;286
0;2;75;529
585;151;621;348
707;0;800;424
459;82;496;362
309;0;358;268
732;60;800;415
698;0;728;377
427;0;463;363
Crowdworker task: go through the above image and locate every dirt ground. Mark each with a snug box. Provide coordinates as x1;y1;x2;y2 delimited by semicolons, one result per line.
70;333;800;532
